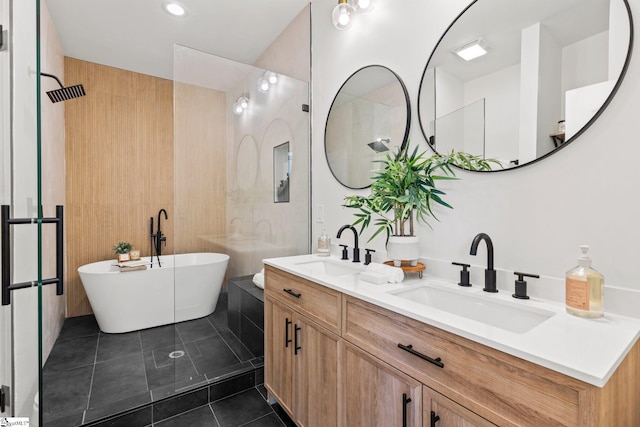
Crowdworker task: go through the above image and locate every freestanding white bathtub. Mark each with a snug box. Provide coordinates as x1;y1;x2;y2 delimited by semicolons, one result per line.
78;253;229;333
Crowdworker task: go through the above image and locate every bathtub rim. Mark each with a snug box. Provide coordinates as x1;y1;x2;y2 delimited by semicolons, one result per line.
78;252;230;274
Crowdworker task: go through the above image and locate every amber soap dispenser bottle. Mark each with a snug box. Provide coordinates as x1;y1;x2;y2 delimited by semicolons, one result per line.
565;245;604;318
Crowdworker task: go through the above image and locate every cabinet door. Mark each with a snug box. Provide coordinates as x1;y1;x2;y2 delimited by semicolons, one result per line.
294;315;340;427
265;296;295;417
423;386;495;427
342;341;422;427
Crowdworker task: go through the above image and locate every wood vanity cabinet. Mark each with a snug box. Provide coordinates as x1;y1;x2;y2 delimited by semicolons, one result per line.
265;265;640;426
342;341;422;426
264;297;295;416
423;386;496;427
343;295;640;427
264;266;341;427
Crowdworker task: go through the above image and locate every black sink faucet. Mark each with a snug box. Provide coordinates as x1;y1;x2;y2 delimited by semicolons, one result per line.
470;232;497;293
337;224;360;263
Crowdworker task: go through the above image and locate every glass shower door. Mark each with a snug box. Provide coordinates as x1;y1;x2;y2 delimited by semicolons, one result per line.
0;0;47;422
0;0;11;417
172;44;309;393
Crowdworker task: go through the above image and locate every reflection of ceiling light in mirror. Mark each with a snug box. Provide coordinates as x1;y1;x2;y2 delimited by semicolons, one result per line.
162;1;187;16
233;95;250;115
332;0;355;30
238;96;249;109
353;0;375;14
453;38;491;61
266;71;279;85
257;76;270;93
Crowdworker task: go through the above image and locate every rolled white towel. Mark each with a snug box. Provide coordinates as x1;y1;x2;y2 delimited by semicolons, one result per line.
365;262;404;283
360;271;389;285
252;268;265;289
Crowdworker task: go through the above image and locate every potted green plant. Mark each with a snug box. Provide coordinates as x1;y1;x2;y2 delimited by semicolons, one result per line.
113;241;133;262
343;143;498;266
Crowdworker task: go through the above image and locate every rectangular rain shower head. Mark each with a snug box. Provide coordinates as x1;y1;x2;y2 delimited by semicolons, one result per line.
367;138;390;153
41;72;86;103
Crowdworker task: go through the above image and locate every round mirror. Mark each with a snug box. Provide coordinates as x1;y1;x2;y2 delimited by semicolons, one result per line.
418;0;633;171
325;65;410;188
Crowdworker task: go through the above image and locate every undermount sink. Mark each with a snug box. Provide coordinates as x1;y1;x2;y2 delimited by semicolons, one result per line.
388;284;554;334
295;259;365;277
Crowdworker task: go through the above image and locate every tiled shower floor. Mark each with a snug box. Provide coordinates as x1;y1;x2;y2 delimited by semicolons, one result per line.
41;292;281;426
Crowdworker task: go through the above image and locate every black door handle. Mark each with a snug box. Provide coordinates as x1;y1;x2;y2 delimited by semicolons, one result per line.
2;205;64;306
402;393;412;427
294;324;302;355
283;288;301;298
285;317;292;348
398;343;444;368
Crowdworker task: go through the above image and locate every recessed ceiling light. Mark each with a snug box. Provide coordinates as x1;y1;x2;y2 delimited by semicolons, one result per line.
453;38;491;61
163;1;187;17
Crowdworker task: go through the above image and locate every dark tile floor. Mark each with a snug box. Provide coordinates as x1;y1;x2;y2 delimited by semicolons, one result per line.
152;387;296;427
42;292;277;426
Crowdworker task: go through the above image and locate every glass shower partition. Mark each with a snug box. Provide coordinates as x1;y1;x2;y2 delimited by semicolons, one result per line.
431;98;486;158
172;45;309;394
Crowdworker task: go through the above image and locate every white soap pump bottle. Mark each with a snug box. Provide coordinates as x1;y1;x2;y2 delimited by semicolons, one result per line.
318;228;331;257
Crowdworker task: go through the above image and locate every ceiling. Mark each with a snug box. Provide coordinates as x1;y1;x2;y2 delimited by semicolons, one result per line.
44;0;310;81
428;0;612;82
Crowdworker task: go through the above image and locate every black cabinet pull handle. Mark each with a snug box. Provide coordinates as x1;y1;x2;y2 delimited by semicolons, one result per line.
398;343;444;368
285;317;292;348
430;411;440;427
283;288;301;298
402;393;412;427
294;324;301;355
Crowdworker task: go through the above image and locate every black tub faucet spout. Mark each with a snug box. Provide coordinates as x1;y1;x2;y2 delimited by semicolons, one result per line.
470;232;497;293
150;209;168;267
156;209;168;257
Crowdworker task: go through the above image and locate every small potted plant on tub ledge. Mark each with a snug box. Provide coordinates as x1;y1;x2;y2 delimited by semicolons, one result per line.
113;241;133;263
343;142;498;268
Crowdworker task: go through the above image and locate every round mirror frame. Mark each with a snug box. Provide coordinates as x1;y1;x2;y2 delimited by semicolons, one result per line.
325;65;411;188
417;0;634;172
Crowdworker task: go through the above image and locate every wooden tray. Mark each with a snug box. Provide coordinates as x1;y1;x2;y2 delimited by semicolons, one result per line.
384;261;425;278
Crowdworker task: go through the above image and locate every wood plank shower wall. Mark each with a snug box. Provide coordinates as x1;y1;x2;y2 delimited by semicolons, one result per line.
64;58;226;317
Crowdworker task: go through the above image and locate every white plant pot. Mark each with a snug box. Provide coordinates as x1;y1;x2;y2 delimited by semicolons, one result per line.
386;236;420;267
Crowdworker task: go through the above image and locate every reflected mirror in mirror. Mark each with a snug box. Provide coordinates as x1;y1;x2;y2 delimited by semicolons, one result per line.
274;141;291;203
325;65;411;188
236;134;258;189
418;0;632;171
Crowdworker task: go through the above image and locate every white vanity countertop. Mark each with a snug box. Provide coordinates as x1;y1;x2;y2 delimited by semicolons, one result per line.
263;254;640;387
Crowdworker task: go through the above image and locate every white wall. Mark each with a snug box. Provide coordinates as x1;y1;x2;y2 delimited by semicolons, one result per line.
311;0;640;312
465;64;520;162
610;0;630;80
518;23;541;164
562;32;609;95
536;25;562;158
435;67;464;118
311;0;468;253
